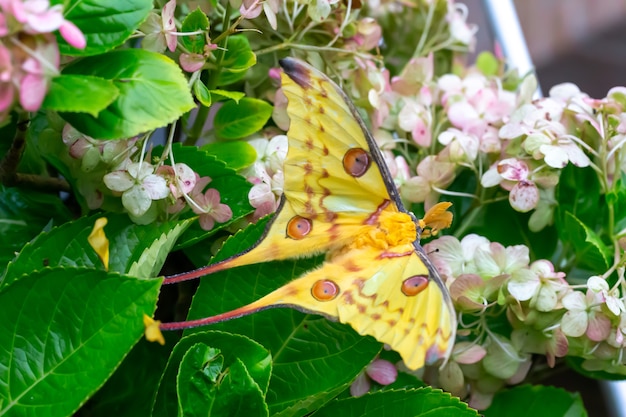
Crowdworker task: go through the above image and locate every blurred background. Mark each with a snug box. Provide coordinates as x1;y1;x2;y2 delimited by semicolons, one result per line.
464;1;626;416
468;0;626;98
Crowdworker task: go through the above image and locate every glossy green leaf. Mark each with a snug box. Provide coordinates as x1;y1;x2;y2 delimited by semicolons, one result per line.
214;98;273;140
42;75;119;116
201;140;257;170
175;344;267;417
152;331;271;417
216;35;256;86
209;89;246;103
562;212;610;272
207;358;267;417
3;214;193;287
194;79;213;107
177;344;224;415
483;385;587;417
312;388;478;417
83;337;176;417
556;165;602;230
181;8;210;54
184;221;382;417
61;49;195;140
0;267;162;417
57;0;153;56
0;186;71;275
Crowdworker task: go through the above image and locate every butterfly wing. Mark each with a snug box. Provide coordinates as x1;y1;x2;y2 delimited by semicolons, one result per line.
163;58;457;369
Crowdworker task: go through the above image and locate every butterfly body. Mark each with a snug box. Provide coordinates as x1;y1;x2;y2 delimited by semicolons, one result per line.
163;58;456;370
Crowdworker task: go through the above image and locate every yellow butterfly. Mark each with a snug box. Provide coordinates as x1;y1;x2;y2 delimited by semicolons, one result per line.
161;58;456;371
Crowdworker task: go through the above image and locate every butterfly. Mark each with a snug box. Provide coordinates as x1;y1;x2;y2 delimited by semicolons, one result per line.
160;57;456;371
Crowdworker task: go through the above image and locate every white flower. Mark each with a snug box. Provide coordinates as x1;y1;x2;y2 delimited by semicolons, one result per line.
103;162;169;217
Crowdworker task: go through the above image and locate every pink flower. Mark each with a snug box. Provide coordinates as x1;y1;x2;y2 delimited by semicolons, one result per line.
438;128;479;162
248;182;278;221
192;188;233;231
179;53;205;73
345;18;382;52
0;43;15;116
156;163;197;199
481;158;539;213
1;0;86;48
140;0;177;52
18;34;60;111
398;97;432;147
401;156;455;210
391;55;434;96
365;359;397;385
349;359;397;397
561;287;612;342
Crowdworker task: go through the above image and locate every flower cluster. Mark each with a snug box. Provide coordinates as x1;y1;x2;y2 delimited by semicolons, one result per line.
0;0;85;120
347;233;625;409
9;0;626;411
62;125;232;229
242;134;287;221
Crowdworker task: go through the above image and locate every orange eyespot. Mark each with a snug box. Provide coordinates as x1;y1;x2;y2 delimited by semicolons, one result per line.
311;279;339;301
401;275;429;296
287;215;312;239
343;148;371;177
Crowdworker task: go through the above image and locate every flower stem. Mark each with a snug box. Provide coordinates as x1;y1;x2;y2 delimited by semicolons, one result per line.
0;111;70;192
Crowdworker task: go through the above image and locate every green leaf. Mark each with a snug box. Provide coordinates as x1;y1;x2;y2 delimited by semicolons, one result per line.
483;385;587;417
206;358;267;417
556;165;601;230
476;51;499;76
201;141;257;170
562;212;610;272
177;344;224;415
312;388;478;417
3;214;193;287
42;74;119;116
61;49;195;140
216;35;256;86
0;267;162;416
194;79;212;107
57;0;153;56
181;8;210;54
184;222;382;417
607;173;626;233
209;89;246;103
175;345;268;417
83;337;176;417
152;331;271;417
566;356;626;381
0;186;71;275
214;98;272;140
126;218;195;278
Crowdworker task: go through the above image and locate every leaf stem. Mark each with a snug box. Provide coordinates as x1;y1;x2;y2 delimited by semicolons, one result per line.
0;111;70;192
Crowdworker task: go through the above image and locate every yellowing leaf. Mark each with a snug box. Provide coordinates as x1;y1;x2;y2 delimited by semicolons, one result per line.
143;314;165;345
88;217;109;270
